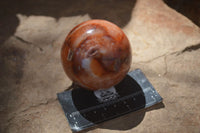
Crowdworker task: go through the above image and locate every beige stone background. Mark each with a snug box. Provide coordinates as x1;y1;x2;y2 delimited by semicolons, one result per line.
0;0;200;132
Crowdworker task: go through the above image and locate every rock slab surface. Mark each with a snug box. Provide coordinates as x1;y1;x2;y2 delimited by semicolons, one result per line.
0;0;200;132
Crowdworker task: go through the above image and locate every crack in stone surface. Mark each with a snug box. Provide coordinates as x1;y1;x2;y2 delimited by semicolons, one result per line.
14;35;44;52
133;42;200;77
7;98;57;124
164;55;168;75
21;98;57;113
136;53;168;64
179;43;200;54
137;42;200;65
14;35;32;44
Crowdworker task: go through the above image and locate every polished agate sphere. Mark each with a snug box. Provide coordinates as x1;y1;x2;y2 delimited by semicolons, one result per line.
61;20;132;90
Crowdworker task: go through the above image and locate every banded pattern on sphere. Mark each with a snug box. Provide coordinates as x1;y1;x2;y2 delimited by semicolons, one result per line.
61;20;132;90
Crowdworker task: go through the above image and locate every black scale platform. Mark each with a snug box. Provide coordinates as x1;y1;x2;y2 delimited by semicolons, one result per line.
57;69;163;132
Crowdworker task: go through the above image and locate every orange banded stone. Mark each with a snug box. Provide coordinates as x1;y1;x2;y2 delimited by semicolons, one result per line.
61;20;132;90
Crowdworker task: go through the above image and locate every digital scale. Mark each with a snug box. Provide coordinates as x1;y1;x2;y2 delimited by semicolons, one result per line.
57;69;163;132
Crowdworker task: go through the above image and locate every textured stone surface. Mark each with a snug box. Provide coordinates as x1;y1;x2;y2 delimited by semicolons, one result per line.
1;0;200;133
124;0;200;63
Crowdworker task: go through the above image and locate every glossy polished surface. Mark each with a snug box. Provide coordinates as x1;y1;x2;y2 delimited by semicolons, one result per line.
61;20;131;90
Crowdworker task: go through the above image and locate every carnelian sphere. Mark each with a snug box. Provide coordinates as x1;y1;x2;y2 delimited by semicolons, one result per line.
61;20;132;90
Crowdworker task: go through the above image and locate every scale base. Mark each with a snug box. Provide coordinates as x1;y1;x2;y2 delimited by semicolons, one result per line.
57;69;163;132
